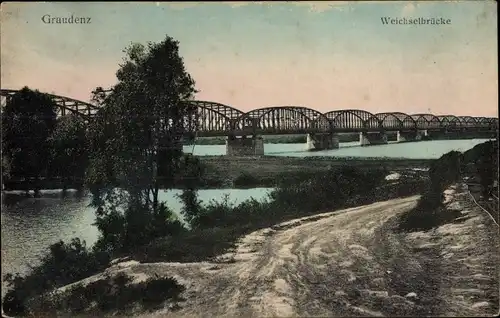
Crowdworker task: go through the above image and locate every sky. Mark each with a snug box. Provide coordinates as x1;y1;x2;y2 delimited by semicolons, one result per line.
1;1;498;117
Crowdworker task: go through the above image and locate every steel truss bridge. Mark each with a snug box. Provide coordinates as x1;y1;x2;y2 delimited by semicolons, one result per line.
1;88;498;137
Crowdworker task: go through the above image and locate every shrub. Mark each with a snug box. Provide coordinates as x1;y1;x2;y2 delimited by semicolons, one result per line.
397;149;468;232
2;238;110;316
233;172;261;188
30;272;185;315
93;202;187;254
135;226;246;263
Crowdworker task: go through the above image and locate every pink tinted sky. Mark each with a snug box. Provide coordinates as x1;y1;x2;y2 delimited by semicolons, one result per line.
1;1;498;116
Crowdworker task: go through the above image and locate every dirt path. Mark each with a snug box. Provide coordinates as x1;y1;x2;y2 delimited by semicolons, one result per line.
134;196;428;317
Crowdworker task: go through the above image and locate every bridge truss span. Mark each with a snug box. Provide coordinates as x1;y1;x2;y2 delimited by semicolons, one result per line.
458;116;478;128
183;100;244;136
1;88;497;136
0;88;100;118
437;115;462;128
325;109;382;131
375;112;417;130
234;106;332;135
411;114;441;130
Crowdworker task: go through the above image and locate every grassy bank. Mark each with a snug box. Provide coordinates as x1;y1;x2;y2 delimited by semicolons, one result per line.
2;164;428;316
385;140;499;316
397;140;498;232
199;156;432;188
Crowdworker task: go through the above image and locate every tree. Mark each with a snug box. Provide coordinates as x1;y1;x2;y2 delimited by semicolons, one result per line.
178;155;205;226
2;154;11;184
86;35;198;252
48;114;88;190
1;87;58;193
477;142;496;197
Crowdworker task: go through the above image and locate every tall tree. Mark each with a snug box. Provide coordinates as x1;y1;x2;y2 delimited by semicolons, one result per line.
1;87;58;192
86;36;197;252
48;114;88;190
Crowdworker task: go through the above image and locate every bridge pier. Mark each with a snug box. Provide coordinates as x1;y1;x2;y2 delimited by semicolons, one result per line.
306;133;340;151
359;132;388;146
226;135;264;156
396;130;428;142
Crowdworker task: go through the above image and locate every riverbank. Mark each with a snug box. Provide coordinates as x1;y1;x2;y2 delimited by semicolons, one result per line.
2;156;433;191
2;167;429;316
4;141;495;316
388;183;499;316
23;183;498;317
200;156;433;188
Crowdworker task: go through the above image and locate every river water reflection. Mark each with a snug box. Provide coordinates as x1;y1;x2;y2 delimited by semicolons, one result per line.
1;139;491;293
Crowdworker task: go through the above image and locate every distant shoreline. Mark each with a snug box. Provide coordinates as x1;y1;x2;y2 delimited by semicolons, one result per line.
2;156;433;193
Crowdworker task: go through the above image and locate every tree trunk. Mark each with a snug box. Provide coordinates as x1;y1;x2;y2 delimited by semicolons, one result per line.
33;177;41;198
153;183;159;214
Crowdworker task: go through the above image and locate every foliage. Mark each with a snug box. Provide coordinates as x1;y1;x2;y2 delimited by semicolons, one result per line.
137;166;425;264
398;150;466;232
469;140;498;197
1;87;58;189
428;150;463;192
269;166;388;214
85;35;197;253
2;238;110;316
47;114;88;188
1;154;11;181
28;272;184;315
233;172;261;188
92;202;186;254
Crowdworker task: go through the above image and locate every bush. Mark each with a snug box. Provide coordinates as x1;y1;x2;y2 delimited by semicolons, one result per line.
233;172;261;188
397;150;467;232
30;272;185;315
93;202;187;254
136;226;247;263
3;181;188;315
139;165;408;264
2;238;110;316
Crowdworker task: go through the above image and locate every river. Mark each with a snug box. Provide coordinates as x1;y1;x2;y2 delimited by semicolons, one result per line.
184;139;490;158
0;139;491;293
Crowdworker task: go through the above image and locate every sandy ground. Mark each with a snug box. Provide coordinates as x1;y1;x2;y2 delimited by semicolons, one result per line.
46;188;498;317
